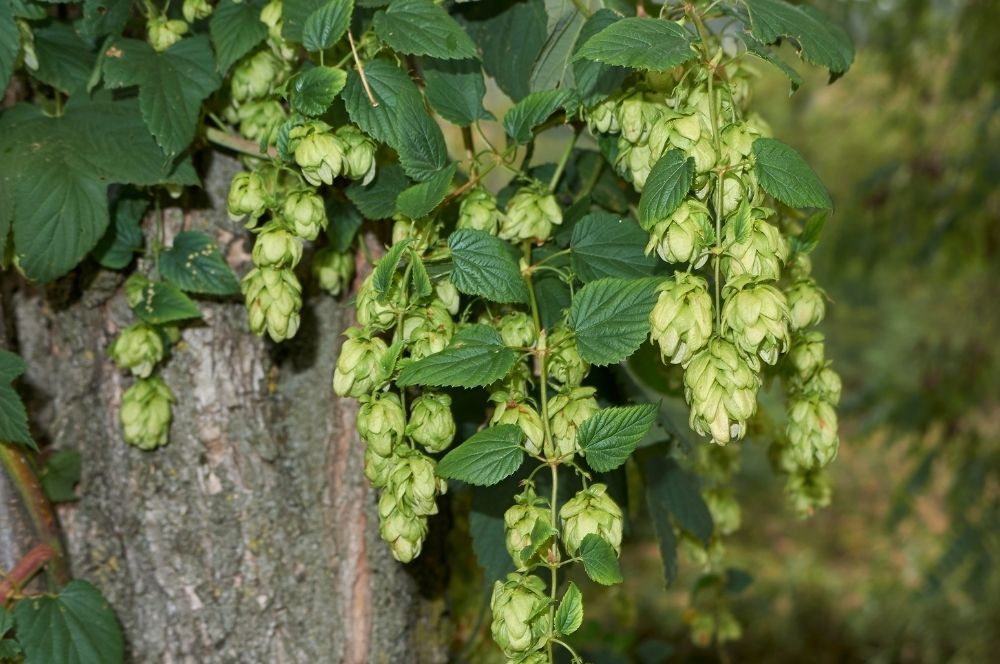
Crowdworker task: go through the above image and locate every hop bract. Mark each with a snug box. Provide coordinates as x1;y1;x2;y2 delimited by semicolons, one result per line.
490;573;551;659
251;225;303;268
231;51;284;102
559;483;624;555
236;100;285;145
402;301;455;361
109;323;164;378
378;491;427;563
503;493;552;569
311;248;355;296
684;337;760;444
547;325;589;386
120;377;174;450
182;0;212;23
500;185;562;242
336;125;377;183
147;17;187;52
785;278;827;331
720;277;791;365
649;273;713;365
333;327;389;398
355;273;399;332
226;171;268;223
282;189;327;241
644;199;713;266
357;392;405;457
786;397;839;467
585;97;619;135
241;267;302;342
406;392;455;453
786;331;826;381
288;121;344;186
457;186;503;234
721;208;787;281
547;386;599;460
499;311;536;349
386;448;446;517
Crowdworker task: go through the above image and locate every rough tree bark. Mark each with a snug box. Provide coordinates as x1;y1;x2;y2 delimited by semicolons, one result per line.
2;154;451;663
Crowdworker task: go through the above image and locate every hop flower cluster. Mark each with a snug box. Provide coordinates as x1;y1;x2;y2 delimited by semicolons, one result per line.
109;322;176;450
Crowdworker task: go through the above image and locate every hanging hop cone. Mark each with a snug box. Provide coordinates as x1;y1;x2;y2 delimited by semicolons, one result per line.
586;97;620;135
504;492;553;569
120;376;174;450
792;365;842;405
547;386;599;460
227;171;268;223
312;248;355;296
785;331;826;382
236;100;286;144
435;279;461;316
378;491;428;563
721;209;787;282
231;51;284;102
182;0;212;23
499;311;537;349
355;272;399;332
684;337;761;444
402;301;456;361
259;0;283;42
357;391;405;458
457;186;503;234
547;325;589;386
500;185;562;243
251;224;304;268
333;327;389;398
109;323;165;379
406;392;456;453
490;573;551;659
786;397;839;468
560;483;624;556
242;267;302;342
649;272;714;366
704;488;741;536
785;467;832;517
288;121;344;186
364;445;394;489
616;96;661;144
147;17;187;52
644;199;714;267
282;189;327;241
490;391;546;456
720;277;791;365
336;125;377;184
784;278;827;331
616;140;654;189
385;447;446;517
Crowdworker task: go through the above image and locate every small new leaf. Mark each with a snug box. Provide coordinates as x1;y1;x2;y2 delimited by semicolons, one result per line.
408;251;433;300
574;17;696;72
396;163;456;219
579;534;623;586
503;89;574;145
448;230;530;304
436;424;525;486
752;137;833;209
396;325;518;388
289;66;348;116
372;239;412;301
569;278;660;366
578;403;658;472
791;211;827;254
638;149;694;229
554;582;584;635
131;281;203;325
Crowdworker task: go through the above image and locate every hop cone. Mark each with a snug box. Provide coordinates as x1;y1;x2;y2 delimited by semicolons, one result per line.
649;273;713;365
251;225;303;268
490;573;551;658
332;327;389;398
109;323;164;378
236;100;285;145
288;121;344;186
786;331;826;382
378;491;428;563
547;386;599;460
406;392;455;453
721;209;787;281
385;448;446;517
242;267;302;342
336;125;377;183
720;277;791;365
401;301;455;361
227;171;267;223
120;376;174;450
504;492;553;569
547;325;589;386
458;186;503;234
785;278;826;331
312;248;355;296
499;311;536;349
231;51;284;101
586;97;619;135
559;483;624;555
282;189;327;240
500;186;562;242
683;337;760;444
357;391;405;457
786;397;839;467
355;272;399;332
490;392;546;456
644;199;713;267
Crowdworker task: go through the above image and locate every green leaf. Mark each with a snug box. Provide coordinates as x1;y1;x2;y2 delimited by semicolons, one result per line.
578;404;658;472
372;239;412;300
570;212;659;282
283;0;325;42
395;163;456;219
645;455;713;546
79;0;132;38
554;582;583;635
574;17;696;71
470;479;519;582
569;277;659;366
503;88;574;145
131;280;203;325
645;473;678;585
373;0;478;60
0;2;18;92
743;0;854;76
40;449;81;503
0;349;35;450
345;162;409;218
397;325;518;388
32;22;97;94
529;0;590;93
159;231;240;295
573;9;628;106
92;190;148;270
790;210;827;254
326;199;364;251
409;252;433;299
210;0;268;73
459;0;547;102
436;424;525;486
579;534;623;585
14;580;124;664
302;0;353;52
525;518;558;558
289;65;348;116
422;57;493;127
448;230;530;304
102;36;221;157
638;149;694;229
752;137;832;209
743;33;803;93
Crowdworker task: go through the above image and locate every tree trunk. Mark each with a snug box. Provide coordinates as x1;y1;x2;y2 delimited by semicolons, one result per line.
4;154;450;663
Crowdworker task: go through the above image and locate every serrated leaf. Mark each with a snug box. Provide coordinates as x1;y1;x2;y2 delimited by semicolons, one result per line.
529;0;590;93
92;190;148;270
14;580;123;664
289;65;348;116
569;277;659;366
791;210;827;254
645;455;713;546
752;137;832;209
470;479;519;582
436;424;525;486
159;231;240;295
422;57;492;126
0;350;35;450
744;0;854;76
79;0;132;39
102;36;221;157
572;9;628;106
570;212;659;282
0;2;18;91
645;475;678;585
638;149;694;229
302;0;353;52
373;0;477;60
503;88;574;145
40;449;81;503
131;280;203;324
574;17;696;71
409;252;433;299
743;33;803;93
523;517;558;561
579;534;623;585
210;0;268;73
579;404;657;472
32;22;97;94
345;163;409;218
448;230;529;304
325;199;364;251
395;163;455;219
372;239;412;299
459;0;547;102
283;0;325;41
554;582;583;635
397;325;518;388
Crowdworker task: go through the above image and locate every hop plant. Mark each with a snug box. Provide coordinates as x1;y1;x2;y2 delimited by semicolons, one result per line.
406;392;455;453
721;208;787;281
547;325;589;386
457;186;503;234
335;125;377;183
401;301;455;361
684;337;761;444
644;199;714;266
490;573;551;659
147;17;187;52
282;189;327;240
332;328;388;398
227;171;268;223
786;331;826;381
499;311;536;349
503;493;552;569
109;323;164;378
547;386;599;460
181;0;212;23
357;391;405;457
251;224;304;268
720;277;791;365
501;185;562;242
242;267;302;342
560;483;624;555
231;51;285;102
786;397;839;467
490;392;546;456
785;278;827;331
120;376;174;450
288;121;344;186
312;248;355;296
649;273;714;365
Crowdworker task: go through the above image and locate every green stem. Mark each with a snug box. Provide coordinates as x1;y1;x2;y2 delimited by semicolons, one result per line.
204;127;275;158
548;126;581;192
393;256;416;446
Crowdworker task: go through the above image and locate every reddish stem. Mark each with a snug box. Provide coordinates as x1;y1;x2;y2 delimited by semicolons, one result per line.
0;543;55;604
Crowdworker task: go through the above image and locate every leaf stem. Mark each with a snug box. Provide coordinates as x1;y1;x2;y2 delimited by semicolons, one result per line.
348;31;379;108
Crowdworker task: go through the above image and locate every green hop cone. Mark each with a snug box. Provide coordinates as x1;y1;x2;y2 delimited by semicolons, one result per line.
364;445;394;489
435;279;461;316
386;447;446;517
547;325;589;386
109;323;165;378
335;125;377;184
251;224;304;268
643;199;713;267
236;100;285;144
616;96;660;144
683;336;761;444
786;331;826;382
181;0;212;23
689;607;743;648
282;189;327;241
355;272;399;332
560;483;624;556
231;50;285;102
547;386;599;460
500;185;562;243
503;492;553;569
721;209;787;282
788;252;813;280
227;171;268;224
333;327;389;398
489;573;551;658
288;121;344;186
616;140;654;190
586;97;620;135
312;248;355;296
795;365;842;405
378;491;428;563
785;278;827;331
499;311;536;349
490;392;546;456
649;111;702;154
649;273;713;366
785;467;832;517
357;391;405;457
259;0;283;41
120;376;174;450
704;488;741;536
720;277;791;365
147;17;187;52
241;267;302;342
406;392;455;453
786;397;839;467
402;301;456;361
457;186;503;234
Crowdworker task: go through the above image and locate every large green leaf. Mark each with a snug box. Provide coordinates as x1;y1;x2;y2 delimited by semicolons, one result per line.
554;582;583;635
325;199;364;251
395;163;455;219
743;33;804;93
0;2;18;91
569;277;659;366
79;0;132;38
371;238;412;299
422;57;492;127
283;0;325;41
210;0;268;73
752;137;832;209
645;455;713;546
574;17;696;71
579;534;623;585
743;0;854;76
159;231;240;295
448;230;529;304
32;22;97;94
14;580;124;664
459;0;546;102
302;0;353;52
345;162;409;218
131;280;203;324
373;0;477;60
436;424;525;486
92;190;148;270
103;36;221;156
638;149;695;228
503;88;574;145
578;403;658;472
289;66;348;116
572;9;628;106
0;349;35;449
570;212;659;282
39;449;81;503
529;0;591;93
397;325;518;388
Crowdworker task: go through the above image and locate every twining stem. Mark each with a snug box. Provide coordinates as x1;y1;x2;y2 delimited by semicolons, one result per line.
204;127;277;158
548;126;582;192
0;543;55;604
348;31;379;108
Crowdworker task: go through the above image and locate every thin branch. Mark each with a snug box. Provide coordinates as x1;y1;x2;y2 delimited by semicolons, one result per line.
204;128;277;159
348;31;379;108
0;543;55;604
